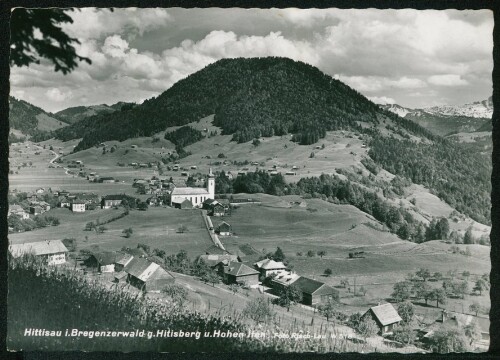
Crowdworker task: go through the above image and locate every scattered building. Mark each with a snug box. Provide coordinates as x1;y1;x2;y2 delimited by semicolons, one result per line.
198;254;239;268
114;253;134;272
172;199;193;209
254;259;287;277
222;262;260;286
216;221;232;236
9;240;68;265
269;271;301;292
71;201;86;213
292;277;339;306
8;205;29;219
364;303;403;335
84;252;118;273
101;195;125;209
125;258;175;292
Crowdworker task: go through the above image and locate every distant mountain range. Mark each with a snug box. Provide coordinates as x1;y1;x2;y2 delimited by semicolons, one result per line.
54;102;134;124
380;97;492;136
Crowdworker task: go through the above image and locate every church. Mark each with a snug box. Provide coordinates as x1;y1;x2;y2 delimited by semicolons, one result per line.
170;169;215;208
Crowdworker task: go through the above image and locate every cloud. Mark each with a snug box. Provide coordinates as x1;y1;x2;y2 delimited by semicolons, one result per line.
427;74;469;87
46;88;72;102
368;96;396;105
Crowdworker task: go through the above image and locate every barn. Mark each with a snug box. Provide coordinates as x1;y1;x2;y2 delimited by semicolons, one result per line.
172;199;193;209
84;251;118;273
292;277;339;306
125;258;175;292
222;262;260;286
364;303;403;335
216;221;232;236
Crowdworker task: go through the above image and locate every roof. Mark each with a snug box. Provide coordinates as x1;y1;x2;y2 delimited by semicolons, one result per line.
115;253;134;266
223;262;260;277
171;187;209;196
369;303;403;326
103;194;126;201
72;201;86;205
199;254;238;267
292;277;331;295
9;240;68;258
204;198;217;205
217;221;231;229
271;271;300;285
205;245;230;255
254;258;287;270
123;247;148;257
90;251;118;266
114;271;127;280
9;205;24;212
125;258;174;282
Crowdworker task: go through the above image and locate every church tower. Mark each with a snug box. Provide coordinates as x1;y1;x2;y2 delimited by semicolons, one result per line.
207;168;215;200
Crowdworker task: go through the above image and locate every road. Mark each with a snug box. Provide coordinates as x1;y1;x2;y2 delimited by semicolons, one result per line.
201;209;225;250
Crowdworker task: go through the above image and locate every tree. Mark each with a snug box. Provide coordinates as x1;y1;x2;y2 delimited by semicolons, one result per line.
306;250;315;257
162;284;188;308
392;326;416;345
274;284;302;311
177;225;188;233
62;238;77;252
473;279;487;295
10;9;91;74
317;250;327;258
357;316;379;338
202;270;220;287
469;302;481;316
391;281;412;302
318;298;338;321
464;321;482;346
122;227;133;238
359;286;368;296
462;271;470;281
463;227;474;244
97;225;106;234
242;297;274;324
324;268;333;277
273;247;286;262
413;281;432;305
340;278;349;289
137;202;148;211
429;288;447;308
433;272;443;281
397;301;415;325
252;138;261;146
451;281;468;299
429;328;469;353
416;268;431;282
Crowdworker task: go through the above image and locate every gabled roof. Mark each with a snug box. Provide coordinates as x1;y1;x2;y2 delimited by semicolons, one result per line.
293;277;333;295
9;240;68;257
205;245;230;255
368;303;403;326
271;271;300;286
171;187;209;196
254;258;287;270
223;262;259;277
217;221;231;229
204;198;217;205
103;194;126;201
198;254;238;267
125;258;174;282
115;253;134;266
90;251;118;266
9;205;24;212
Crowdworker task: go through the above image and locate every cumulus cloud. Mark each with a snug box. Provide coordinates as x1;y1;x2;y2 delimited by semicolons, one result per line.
368;96;396;105
427;74;469;87
46;88;72;102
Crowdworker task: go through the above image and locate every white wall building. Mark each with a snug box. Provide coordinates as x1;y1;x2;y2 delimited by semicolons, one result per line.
170;169;215;207
9;240;68;265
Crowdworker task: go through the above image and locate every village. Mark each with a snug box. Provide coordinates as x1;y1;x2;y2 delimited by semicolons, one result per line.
7;140;490;352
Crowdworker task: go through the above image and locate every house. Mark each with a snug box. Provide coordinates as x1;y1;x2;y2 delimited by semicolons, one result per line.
419;310;488;343
8;205;29;219
35;187;45;194
125;258;175;292
254;259;287;277
71;201;86;213
9;240;68;265
172;199;193;209
222;262;260;286
292;277;339;306
114;253;134;272
203;199;225;216
198;254;239;268
364;303;403;335
216;221;232;236
99;177;115;183
170;169;215;207
101;195;125;209
29;205;44;216
84;251;118;273
58;196;71;208
269;271;301;292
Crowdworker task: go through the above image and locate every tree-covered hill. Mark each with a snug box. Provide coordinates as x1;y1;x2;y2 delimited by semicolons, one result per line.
9;96;67;137
54;101;134;124
54;57;389;151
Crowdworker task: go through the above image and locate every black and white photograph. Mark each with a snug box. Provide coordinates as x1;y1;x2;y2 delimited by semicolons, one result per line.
6;6;494;354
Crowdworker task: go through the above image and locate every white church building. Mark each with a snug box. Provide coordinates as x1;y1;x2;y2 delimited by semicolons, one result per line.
170;169;215;208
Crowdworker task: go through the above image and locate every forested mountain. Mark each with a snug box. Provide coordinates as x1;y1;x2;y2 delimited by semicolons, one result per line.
55;102;134;124
9;96;67;137
54;57;387;151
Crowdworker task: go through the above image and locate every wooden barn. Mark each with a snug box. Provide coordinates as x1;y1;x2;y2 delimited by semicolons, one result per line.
125;258;175;292
292;277;339;306
84;251;118;273
216;221;232;236
364;303;403;335
173;199;193;209
222;262;260;286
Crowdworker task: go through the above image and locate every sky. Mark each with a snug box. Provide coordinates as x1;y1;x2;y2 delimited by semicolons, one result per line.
9;8;493;113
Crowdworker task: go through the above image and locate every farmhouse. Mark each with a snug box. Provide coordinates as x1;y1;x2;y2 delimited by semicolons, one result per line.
364;303;403;335
9;240;68;265
172;199;193;209
101;195;125;209
170;169;215;207
71;201;86;213
125;258;175;292
203;199;225;216
198;254;239;268
222;262;260;286
84;252;118;273
216;221;232;236
29;205;44;216
254;259;287;277
8;205;29;219
269;271;300;292
58;196;71;208
114;253;134;272
292;277;339;306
